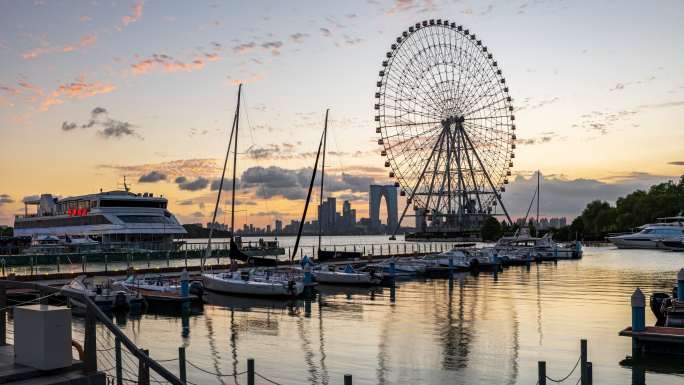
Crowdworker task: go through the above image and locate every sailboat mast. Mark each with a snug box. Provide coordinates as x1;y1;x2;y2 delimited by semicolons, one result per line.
536;170;540;227
230;84;242;238
317;109;329;253
205;84;241;264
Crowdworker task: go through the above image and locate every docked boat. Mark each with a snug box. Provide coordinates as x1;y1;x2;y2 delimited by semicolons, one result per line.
314;264;382;285
421;248;500;271
658;238;684;251
236;237;286;257
119;274;202;304
495;230;582;260
64;275;145;312
608;225;684;249
202;270;304;297
14;185;186;252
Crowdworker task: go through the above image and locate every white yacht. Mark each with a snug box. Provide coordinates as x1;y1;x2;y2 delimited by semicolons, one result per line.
608;225;684;249
14;189;186;250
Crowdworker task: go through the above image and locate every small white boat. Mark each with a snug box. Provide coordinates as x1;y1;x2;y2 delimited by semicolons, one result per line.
496;230;582;259
202;270;304;297
64;276;145;311
314;264;381;285
120;276;180;293
609;225;684;249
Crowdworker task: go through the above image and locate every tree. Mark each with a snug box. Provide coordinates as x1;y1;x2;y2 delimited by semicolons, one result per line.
480;216;503;241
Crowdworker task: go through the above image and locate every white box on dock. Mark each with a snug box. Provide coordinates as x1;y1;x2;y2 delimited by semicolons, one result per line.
14;304;72;370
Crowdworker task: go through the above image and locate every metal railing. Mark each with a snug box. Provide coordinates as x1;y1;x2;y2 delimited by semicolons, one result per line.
0;280;182;385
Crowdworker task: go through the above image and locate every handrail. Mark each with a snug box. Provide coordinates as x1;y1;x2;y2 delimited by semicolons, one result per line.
0;280;182;385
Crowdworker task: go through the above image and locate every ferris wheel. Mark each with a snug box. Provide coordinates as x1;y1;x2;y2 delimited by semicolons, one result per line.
375;19;515;233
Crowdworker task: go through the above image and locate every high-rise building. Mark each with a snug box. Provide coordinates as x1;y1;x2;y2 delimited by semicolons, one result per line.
275;219;283;233
317;197;337;233
369;185;398;232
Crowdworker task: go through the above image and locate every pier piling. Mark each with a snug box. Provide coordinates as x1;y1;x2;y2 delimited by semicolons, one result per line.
0;285;5;346
537;361;546;385
178;347;186;384
115;337;123;385
631;288;646;332
247;358;255;385
586;362;593;385
344;374;353;385
678;268;684;300
580;339;588;385
138;349;150;385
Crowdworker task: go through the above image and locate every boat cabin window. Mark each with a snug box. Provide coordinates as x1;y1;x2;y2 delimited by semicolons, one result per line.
99;200;167;208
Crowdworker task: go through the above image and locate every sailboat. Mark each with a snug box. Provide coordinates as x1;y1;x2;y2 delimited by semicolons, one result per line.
201;85;304;297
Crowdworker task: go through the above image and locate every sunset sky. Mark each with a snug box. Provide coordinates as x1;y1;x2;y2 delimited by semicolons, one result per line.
1;0;683;228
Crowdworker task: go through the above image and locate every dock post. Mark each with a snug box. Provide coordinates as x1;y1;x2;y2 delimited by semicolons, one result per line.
580;339;588;385
83;255;87;273
631;288;646;332
678;268;684;300
147;252;151;268
104;254;108;272
371;244;374;255
344;374;353;385
30;257;34;275
586;362;592;385
389;258;396;280
56;257;60;273
179;347;186;384
184;250;188;268
115;337;122;385
247;358;255;385
537;361;546;385
84;308;97;373
404;243;407;255
138;349;150;385
0;284;5;346
181;269;189;297
448;256;454;278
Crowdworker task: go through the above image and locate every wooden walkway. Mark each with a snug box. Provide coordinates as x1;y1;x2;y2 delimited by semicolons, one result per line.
0;345;105;384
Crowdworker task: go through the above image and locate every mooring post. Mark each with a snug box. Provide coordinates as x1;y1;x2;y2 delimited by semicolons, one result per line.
344;374;353;385
138;349;150;385
677;268;684;300
184;250;188;268
448;256;454;278
181;269;189;297
179;346;187;384
115;337;123;385
56;256;60;273
84;307;97;373
538;361;546;385
104;254;108;272
586;362;593;385
371;244;374;255
83;255;87;273
247;358;255;385
147;252;151;268
30;256;34;275
631;288;646;332
0;284;6;346
580;339;588;385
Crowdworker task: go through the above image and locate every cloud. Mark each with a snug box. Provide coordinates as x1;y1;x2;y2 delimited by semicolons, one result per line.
320;28;332;37
502;171;678;218
228;73;263;86
261;41;283;56
121;0;144;28
41;77;116;111
210;178;239;191
669;161;684;166
609;76;656;92
22;34;97;60
176;177;209;191
61;107;141;139
233;42;257;54
100;158;219;181
0;194;13;205
517;96;559;111
131;52;217;75
572;109;637;136
517;132;556;146
138;171;167;183
289;33;309;43
238;166;375;200
480;4;494;15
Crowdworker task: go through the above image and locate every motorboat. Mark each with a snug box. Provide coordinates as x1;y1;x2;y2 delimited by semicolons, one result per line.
64;275;145;312
657;238;684;251
496;229;582;259
314;264;381;285
202;269;304;297
420;248;500;271
497;248;536;266
608;225;684;249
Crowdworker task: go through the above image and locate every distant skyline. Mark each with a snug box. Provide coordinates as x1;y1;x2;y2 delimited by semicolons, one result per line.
1;0;683;227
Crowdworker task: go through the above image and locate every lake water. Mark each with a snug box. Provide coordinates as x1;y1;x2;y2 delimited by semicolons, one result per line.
102;241;684;384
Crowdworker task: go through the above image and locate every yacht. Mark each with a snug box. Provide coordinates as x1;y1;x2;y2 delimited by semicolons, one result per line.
495;229;582;259
14;188;186;251
608;225;684;249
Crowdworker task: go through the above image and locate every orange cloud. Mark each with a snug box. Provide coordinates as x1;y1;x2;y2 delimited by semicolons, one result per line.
131;53;218;75
40;77;116;111
230;73;264;86
121;1;144;27
22;34;97;60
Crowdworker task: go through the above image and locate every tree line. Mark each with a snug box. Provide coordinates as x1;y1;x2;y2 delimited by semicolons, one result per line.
481;175;684;241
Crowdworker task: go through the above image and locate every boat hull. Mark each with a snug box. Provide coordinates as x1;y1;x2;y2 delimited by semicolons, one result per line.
202;274;303;297
314;271;381;285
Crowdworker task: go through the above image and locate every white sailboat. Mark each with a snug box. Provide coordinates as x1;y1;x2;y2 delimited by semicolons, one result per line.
314;264;382;285
201;84;304;297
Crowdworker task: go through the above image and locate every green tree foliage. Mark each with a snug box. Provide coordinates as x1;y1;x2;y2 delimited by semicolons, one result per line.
570;176;684;239
480;216;503;241
0;227;13;237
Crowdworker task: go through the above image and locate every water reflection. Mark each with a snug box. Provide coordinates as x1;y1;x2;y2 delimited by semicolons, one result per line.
109;247;684;385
